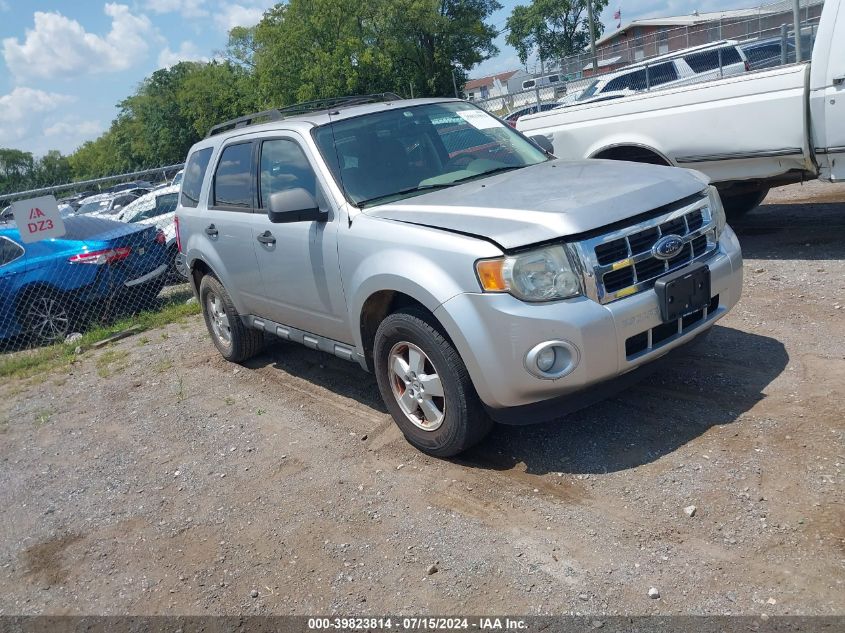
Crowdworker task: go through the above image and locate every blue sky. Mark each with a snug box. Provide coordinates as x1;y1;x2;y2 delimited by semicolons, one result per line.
0;0;752;158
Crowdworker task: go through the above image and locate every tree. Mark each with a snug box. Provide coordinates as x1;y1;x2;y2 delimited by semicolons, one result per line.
382;0;502;97
251;0;501;105
506;0;607;66
0;149;35;194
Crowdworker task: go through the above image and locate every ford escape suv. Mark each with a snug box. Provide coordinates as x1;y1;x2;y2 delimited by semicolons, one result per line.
176;94;743;457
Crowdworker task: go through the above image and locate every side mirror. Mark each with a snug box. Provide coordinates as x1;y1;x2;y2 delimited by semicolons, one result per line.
268;188;326;223
530;134;555;156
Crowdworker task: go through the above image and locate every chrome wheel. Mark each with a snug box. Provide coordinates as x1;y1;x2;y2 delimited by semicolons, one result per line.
388;341;445;431
206;291;231;347
26;295;69;344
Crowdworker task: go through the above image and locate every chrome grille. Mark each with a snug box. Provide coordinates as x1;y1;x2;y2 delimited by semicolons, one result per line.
575;196;719;304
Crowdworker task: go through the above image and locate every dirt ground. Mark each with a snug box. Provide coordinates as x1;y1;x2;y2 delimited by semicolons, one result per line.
0;181;843;617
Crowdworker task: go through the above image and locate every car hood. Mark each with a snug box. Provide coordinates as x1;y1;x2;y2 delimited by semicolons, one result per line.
363;159;708;250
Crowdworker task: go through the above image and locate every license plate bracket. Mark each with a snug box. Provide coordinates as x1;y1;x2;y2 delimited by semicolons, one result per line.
654;263;711;323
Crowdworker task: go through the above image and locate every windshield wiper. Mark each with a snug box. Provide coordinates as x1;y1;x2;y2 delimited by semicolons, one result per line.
356;183;456;208
448;165;525;185
356;165;527;208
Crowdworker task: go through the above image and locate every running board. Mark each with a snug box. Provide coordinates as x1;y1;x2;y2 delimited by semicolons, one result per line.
243;315;367;369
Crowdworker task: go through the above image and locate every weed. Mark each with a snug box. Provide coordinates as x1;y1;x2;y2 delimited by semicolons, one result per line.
155;358;174;373
34;408;53;426
96;349;130;378
224;396;235;406
257;408;266;416
137;336;150;347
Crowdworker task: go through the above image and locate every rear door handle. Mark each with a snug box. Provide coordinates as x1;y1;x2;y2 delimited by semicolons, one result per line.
833;75;845;86
256;230;276;245
205;224;218;237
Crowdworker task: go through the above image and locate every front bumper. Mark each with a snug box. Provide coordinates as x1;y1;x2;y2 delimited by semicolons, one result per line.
434;226;743;420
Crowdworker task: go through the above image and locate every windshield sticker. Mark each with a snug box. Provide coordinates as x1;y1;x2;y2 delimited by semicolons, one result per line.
456;109;504;130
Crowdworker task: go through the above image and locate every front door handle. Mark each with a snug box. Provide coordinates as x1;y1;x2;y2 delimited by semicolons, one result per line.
256;230;276;245
833;75;845;87
205;224;218;237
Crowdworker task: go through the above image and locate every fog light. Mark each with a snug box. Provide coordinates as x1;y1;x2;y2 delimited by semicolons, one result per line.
536;346;556;372
524;340;580;380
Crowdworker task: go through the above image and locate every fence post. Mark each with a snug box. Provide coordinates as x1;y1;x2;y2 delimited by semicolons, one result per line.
535;82;541;108
781;23;789;65
718;48;724;77
645;61;650;90
792;0;803;62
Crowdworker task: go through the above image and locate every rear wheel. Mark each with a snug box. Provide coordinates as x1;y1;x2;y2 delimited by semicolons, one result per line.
373;308;492;457
199;274;264;363
721;187;769;220
21;290;71;345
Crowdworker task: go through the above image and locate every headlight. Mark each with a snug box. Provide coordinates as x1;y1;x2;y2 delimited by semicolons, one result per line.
475;245;582;302
708;185;726;236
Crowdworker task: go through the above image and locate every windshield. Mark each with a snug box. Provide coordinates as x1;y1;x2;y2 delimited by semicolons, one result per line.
76;199;110;215
577;80;600;100
129;193;178;222
313;102;548;207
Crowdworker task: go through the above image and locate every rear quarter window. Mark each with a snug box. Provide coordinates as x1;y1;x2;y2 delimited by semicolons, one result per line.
0;236;24;266
181;147;214;208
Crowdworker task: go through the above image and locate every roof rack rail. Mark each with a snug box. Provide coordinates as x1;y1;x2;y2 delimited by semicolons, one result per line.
206;93;404;138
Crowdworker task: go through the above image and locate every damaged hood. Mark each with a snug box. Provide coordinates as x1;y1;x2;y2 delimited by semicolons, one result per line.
363;159;708;250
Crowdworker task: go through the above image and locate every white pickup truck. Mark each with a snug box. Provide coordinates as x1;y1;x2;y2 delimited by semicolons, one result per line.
517;0;844;218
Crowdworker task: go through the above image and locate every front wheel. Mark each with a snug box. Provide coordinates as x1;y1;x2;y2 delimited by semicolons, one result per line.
373;308;492;457
199;275;264;363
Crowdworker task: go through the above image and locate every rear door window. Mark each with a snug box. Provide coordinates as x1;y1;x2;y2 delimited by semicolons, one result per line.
213;143;254;209
181;147;214;208
648;62;679;87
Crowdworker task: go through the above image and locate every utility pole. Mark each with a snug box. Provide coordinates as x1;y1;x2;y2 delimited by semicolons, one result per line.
587;0;598;72
792;0;803;62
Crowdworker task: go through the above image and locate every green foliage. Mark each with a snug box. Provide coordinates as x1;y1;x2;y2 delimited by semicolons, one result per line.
506;0;607;65
0;149;73;195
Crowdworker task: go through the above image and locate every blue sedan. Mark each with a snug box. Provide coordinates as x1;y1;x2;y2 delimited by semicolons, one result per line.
0;215;169;345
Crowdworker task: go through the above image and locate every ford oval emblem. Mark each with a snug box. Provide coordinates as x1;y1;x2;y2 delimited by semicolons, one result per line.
652;234;684;260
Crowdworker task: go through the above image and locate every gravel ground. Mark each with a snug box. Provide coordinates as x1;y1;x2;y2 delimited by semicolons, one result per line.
0;182;843;616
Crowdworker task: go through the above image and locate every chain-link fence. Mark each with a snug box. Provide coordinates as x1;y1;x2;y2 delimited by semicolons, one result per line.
473;0;823;117
0;174;191;356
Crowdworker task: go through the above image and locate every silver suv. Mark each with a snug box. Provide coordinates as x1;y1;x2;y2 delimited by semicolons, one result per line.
176;95;743;456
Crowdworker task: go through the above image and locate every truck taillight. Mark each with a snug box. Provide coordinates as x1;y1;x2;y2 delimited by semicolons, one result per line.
175;216;182;253
155;229;166;245
68;246;131;265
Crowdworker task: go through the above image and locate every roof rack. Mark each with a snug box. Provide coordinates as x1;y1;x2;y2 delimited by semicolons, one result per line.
206;93;404;138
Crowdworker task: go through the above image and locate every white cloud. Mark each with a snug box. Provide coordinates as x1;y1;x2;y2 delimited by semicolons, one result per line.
44;120;103;139
0;87;75;146
214;1;273;32
144;0;208;18
0;1;10;13
2;3;157;81
158;40;209;68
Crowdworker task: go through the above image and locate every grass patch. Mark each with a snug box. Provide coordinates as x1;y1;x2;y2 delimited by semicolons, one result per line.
155;358;174;373
0;296;201;381
34;408;53;427
137;336;150;347
96;348;130;378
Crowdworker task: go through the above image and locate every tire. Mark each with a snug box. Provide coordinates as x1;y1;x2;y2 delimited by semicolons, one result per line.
721;187;769;220
20;289;72;346
373;308;493;457
199;274;264;363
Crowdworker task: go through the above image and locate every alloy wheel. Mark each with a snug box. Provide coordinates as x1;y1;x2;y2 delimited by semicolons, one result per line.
387;341;446;431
